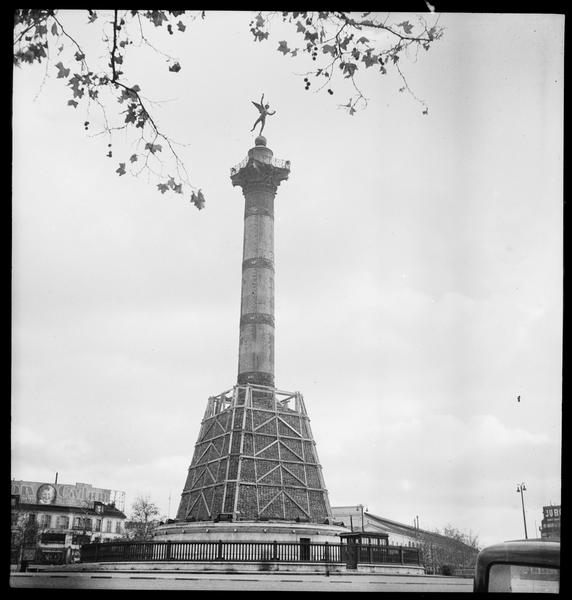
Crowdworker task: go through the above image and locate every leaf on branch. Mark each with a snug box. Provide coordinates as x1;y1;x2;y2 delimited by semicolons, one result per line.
342;62;358;78
129;154;138;163
173;183;183;194
191;189;205;210
145;142;162;154
51;23;58;36
356;36;370;44
148;10;168;27
322;44;337;57
351;48;360;61
55;62;70;78
119;87;139;103
255;14;265;27
114;54;124;65
67;99;78;108
304;30;318;43
68;73;85;98
252;29;269;42
397;21;413;35
277;41;290;55
116;163;126;176
338;36;351;51
168;62;181;72
124;105;137;124
290;49;298;57
296;21;306;33
87;10;98;23
340;100;357;116
57;44;64;54
362;52;378;68
74;51;85;62
177;21;186;32
157;183;169;194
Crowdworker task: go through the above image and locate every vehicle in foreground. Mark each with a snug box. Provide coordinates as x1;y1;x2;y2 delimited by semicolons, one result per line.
473;539;559;593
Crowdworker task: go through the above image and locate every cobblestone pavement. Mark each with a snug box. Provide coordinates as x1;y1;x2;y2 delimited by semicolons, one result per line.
10;571;474;592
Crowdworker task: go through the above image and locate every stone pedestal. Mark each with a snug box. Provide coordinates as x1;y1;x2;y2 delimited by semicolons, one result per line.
154;520;348;544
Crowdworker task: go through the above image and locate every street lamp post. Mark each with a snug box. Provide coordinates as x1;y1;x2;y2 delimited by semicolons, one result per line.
516;483;528;539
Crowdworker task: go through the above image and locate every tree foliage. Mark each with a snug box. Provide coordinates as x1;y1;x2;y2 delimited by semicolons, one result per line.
436;524;480;550
128;494;161;540
251;11;443;115
13;10;443;208
11;513;40;563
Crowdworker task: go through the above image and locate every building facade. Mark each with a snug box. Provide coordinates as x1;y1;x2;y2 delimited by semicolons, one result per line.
10;480;127;566
539;504;561;540
332;505;479;575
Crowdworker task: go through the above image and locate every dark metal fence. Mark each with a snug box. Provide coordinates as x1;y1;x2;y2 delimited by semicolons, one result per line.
80;540;420;566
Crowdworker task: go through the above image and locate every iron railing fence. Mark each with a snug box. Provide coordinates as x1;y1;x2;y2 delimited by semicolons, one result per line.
80;540;421;566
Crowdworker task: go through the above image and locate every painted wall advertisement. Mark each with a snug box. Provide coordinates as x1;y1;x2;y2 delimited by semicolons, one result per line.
11;480;125;511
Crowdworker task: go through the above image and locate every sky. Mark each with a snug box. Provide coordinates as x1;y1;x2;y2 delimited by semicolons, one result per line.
12;11;563;549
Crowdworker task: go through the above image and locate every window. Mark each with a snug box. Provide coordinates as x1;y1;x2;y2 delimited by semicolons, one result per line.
95;519;102;532
115;521;122;534
106;520;112;533
84;518;92;531
38;514;52;528
74;517;83;528
57;515;69;529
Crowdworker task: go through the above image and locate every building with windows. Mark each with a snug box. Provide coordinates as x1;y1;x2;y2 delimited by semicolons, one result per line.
539;504;560;541
332;505;479;575
10;480;127;567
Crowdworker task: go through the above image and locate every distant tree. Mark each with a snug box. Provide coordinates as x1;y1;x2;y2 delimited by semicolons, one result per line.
11;513;40;565
128;494;161;540
13;10;443;206
437;524;481;550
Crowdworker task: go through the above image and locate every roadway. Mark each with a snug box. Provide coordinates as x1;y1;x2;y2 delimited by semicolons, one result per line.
10;571;473;592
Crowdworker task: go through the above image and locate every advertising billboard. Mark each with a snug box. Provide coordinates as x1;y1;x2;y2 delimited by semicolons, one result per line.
11;480;125;511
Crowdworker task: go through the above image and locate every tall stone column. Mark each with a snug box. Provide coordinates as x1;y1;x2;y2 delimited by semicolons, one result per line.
230;136;290;388
173;135;335;525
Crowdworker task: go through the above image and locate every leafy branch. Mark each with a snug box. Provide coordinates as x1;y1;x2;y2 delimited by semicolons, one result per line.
14;10;444;209
251;10;443;115
14;9;206;209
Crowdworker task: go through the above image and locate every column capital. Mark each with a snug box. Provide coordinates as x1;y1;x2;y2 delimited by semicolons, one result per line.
230;141;290;191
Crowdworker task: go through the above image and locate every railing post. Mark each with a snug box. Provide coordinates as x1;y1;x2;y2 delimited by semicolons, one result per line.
400;547;404;564
324;541;330;562
166;540;171;561
272;540;278;561
94;543;98;563
217;540;224;560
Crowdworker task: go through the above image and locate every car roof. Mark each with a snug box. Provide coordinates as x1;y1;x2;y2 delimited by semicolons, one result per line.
474;540;560;592
477;540;560;566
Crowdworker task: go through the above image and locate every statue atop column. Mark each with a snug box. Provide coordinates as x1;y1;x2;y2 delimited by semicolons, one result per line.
250;93;276;135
